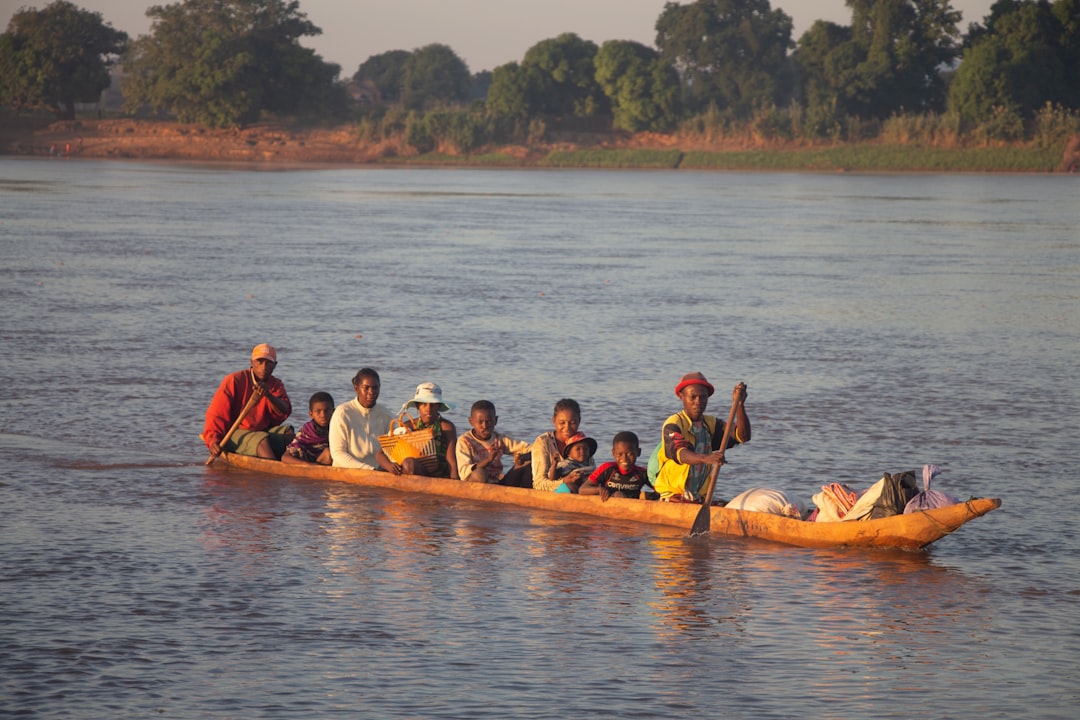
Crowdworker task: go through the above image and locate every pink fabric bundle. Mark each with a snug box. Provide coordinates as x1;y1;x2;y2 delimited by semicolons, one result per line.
821;482;858;515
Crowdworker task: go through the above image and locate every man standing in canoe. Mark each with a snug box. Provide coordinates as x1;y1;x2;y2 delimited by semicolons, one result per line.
653;372;750;502
203;343;293;461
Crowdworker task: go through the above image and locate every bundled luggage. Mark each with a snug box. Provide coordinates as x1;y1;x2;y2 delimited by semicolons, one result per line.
726;487;807;519
811;470;920;522
904;464;960;513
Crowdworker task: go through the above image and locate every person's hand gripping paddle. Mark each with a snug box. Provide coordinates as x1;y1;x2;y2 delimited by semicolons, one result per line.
205;391;260;465
689;386;743;536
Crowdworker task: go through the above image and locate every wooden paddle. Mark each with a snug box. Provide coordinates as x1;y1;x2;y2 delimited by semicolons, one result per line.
689;387;743;536
205;390;260;465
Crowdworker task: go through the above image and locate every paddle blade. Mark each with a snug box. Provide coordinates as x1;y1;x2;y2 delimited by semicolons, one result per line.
689;501;711;536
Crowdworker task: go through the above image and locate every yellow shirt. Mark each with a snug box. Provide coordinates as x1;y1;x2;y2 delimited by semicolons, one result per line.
654;411;743;499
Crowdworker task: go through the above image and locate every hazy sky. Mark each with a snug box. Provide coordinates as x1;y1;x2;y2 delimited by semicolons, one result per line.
0;0;996;74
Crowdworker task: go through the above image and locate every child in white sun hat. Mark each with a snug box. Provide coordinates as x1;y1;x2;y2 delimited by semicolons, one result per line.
400;382;459;478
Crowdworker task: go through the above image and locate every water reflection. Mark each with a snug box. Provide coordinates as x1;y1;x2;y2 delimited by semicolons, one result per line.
646;536;749;637
199;474;305;557
644;534;992;655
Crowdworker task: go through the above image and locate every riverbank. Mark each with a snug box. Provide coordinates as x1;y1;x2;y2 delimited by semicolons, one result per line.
2;117;1075;172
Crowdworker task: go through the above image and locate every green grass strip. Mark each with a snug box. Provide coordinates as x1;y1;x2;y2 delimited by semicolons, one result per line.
379;152;527;167
540;149;684;169
680;145;1062;172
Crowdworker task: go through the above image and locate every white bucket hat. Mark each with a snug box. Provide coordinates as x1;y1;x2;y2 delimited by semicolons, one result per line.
403;382;454;412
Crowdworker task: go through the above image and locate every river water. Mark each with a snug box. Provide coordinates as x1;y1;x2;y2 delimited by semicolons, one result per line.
1;157;1077;719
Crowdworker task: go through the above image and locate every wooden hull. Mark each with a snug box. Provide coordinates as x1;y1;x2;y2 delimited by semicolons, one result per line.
215;453;1001;550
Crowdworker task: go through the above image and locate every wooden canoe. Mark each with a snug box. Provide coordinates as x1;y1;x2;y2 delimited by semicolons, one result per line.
215;453;1001;550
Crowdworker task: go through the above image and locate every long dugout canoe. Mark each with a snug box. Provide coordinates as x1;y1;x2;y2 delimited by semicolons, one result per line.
216;453;1001;550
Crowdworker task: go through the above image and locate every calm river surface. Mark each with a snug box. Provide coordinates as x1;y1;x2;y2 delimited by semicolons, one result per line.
1;157;1078;719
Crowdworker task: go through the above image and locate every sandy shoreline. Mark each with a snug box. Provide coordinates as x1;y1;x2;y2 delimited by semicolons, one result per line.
2;119;417;165
3;118;1076;172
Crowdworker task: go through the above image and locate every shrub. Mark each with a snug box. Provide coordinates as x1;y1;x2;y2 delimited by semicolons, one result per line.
750;103;793;142
1032;103;1080;149
405;112;434;153
971;105;1025;144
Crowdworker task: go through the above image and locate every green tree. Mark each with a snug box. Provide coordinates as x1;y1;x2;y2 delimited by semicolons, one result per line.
949;0;1080;122
521;32;607;117
354;49;410;102
792;20;853;114
1055;0;1080;87
469;70;492;102
849;0;961;115
400;43;471;110
0;0;127;118
484;61;543;118
594;40;680;131
122;0;343;127
794;1;962;119
655;0;794;116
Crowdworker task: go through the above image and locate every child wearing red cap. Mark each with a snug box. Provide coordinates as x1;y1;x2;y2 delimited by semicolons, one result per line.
549;431;598;493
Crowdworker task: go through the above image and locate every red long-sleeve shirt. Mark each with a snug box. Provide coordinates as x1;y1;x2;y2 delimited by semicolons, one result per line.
202;368;291;449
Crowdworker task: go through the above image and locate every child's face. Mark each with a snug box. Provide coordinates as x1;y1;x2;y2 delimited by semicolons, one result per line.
469;408;496;439
611;441;640;471
417;402;440;424
567;443;589;463
310;400;334;427
552;409;580;441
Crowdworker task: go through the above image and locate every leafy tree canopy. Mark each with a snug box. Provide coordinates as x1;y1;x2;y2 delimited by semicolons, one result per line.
792;20;853;111
0;0;127;118
401;43;471;110
485;61;544;118
469;70;493;102
949;0;1080;121
794;0;961;118
122;0;343;127
521;32;607;117
656;0;794;116
354;49;411;102
594;40;680;131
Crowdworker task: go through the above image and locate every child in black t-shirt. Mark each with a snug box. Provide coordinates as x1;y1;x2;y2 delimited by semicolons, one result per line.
580;431;651;501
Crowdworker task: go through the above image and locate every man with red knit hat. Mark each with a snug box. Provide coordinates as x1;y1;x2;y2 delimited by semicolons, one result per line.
202;343;293;461
652;372;750;502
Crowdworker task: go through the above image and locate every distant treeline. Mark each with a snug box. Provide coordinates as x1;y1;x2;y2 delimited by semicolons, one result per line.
3;0;1079;151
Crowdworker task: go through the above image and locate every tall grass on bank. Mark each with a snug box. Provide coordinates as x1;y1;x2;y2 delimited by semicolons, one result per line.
677;102;1080;149
351;106;544;155
680;145;1062;172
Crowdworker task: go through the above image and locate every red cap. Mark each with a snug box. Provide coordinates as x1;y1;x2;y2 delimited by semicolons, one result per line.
675;372;714;397
562;432;598;460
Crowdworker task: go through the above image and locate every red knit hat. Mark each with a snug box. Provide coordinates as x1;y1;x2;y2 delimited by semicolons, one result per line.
675;372;714;397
